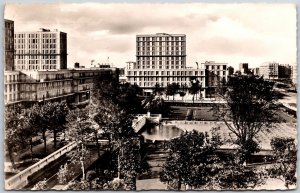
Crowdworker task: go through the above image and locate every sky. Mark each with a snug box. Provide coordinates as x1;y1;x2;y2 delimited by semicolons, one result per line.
4;3;297;69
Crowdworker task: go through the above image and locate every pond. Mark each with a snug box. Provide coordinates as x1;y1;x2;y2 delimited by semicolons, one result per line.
140;123;183;141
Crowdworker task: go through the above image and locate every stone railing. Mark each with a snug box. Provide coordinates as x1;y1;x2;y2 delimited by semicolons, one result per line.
132;115;147;132
5;142;77;190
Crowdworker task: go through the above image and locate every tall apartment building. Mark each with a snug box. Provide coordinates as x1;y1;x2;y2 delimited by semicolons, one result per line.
14;28;67;71
127;33;205;97
4;68;118;106
202;61;228;98
136;33;186;69
5;19;15;71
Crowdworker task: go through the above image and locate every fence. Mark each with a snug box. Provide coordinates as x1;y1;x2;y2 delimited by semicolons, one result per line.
5;142;77;190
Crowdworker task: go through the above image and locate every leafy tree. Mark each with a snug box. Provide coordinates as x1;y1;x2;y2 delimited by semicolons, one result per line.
189;77;202;103
153;83;165;95
117;83;143;114
142;95;169;116
50;102;69;148
179;91;186;100
160;130;218;190
119;137;141;190
20;107;40;160
214;75;278;164
166;83;180;100
267;137;297;189
160;130;261;190
5;104;26;168
66;107;93;144
33;178;48;190
57;163;75;184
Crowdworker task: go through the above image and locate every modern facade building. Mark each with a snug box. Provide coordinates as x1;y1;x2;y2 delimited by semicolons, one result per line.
259;62;291;80
5;19;15;71
136;33;186;69
126;33;206;97
14;28;67;71
202;61;228;98
4;68;118;106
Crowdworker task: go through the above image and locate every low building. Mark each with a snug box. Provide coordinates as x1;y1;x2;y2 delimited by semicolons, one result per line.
4;67;118;106
126;67;206;96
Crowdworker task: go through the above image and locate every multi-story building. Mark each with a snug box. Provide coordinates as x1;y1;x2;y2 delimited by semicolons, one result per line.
4;68;118;106
259;62;292;80
252;68;260;76
278;64;291;79
239;63;249;75
5;19;15;71
126;33;206;97
259;62;279;79
136;33;186;69
201;61;228;98
14;28;67;71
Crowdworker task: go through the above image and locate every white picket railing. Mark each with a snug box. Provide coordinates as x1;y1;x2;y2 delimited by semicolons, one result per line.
5;142;77;190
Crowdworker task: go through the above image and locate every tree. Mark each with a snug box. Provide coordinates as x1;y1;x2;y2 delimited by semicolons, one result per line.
160;130;219;190
5;104;26;168
166;83;180;100
116;83;143;114
142;94;169;116
267;137;297;189
160;130;262;190
214;75;278;164
20;107;40;160
50;102;69;148
189;77;201;103
153;83;165;95
33;178;48;190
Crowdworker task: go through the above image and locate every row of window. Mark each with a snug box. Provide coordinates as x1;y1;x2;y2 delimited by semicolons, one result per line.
137;36;185;41
15;33;58;39
137;60;184;66
128;77;205;82
137;51;185;56
15;50;58;54
131;81;197;88
134;65;186;69
205;65;227;70
127;70;204;76
5;84;19;93
138;42;184;46
138;46;184;51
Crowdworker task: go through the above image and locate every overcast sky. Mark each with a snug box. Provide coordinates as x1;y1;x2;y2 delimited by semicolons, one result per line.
5;3;296;69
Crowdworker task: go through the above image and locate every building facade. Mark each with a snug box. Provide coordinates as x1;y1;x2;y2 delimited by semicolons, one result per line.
4;68;118;106
126;33;206;96
136;33;186;69
14;29;67;71
259;62;279;79
201;61;228;98
259;62;292;80
5;19;15;71
239;63;249;75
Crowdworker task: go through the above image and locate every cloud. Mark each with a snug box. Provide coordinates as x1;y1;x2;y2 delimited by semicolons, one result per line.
4;3;296;68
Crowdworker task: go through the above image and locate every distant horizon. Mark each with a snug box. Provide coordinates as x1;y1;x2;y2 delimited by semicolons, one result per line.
5;3;297;69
